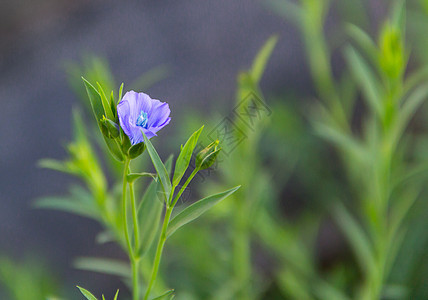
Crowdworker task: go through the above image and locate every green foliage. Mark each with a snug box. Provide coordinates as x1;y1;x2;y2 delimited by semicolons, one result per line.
172;126;204;187
142;131;172;204
0;256;59;300
74;258;131;279
77;286;98;300
151;289;175;300
137;179;163;257
32;2;428;299
166;186;241;238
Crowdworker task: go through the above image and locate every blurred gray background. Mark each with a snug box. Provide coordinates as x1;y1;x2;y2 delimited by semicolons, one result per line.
0;0;384;297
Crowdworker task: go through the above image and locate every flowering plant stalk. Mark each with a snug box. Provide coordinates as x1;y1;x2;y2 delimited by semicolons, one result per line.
39;77;239;300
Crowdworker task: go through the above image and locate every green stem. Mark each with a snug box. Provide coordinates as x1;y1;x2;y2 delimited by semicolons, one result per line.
143;167;199;299
171;168;198;208
129;182;140;254
132;259;140;300
144;206;173;300
123;158;139;300
122;158;133;256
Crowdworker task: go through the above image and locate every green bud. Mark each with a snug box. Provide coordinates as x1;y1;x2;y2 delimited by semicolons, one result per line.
100;116;120;139
121;133;132;155
196;140;221;170
128;142;146;159
379;22;404;79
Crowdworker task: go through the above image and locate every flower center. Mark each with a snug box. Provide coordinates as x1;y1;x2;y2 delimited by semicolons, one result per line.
136;111;149;128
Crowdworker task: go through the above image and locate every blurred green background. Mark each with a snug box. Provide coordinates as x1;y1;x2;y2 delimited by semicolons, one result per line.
1;0;428;299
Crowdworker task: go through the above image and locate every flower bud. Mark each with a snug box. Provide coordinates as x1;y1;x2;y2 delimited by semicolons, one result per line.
196;140;221;170
100;116;120;139
379;22;404;79
128;142;146;159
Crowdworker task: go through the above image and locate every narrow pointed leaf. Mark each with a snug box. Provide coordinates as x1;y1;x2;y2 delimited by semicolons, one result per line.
142;131;172;203
34;197;98;219
165;154;174;175
167;186;240;238
102;135;124;162
137;179;163;256
96;82;114;120
263;0;302;25
333;203;375;274
74;257;130;279
118;82;124;105
152;289;175;300
251;35;278;83
113;290;119;300
110;91;116;119
95;230;115;244
346;23;378;64
345;46;383;117
130;64;171;91
172;126;204;187
127;172;156;183
82;77;104;123
38;159;72;174
77;286;98;300
83;78;123;161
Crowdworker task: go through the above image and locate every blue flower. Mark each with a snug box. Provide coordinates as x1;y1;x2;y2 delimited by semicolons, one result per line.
117;91;171;145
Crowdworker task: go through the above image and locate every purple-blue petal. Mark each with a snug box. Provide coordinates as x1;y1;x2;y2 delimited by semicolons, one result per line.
117;99;132;138
117;91;171;145
148;100;171;128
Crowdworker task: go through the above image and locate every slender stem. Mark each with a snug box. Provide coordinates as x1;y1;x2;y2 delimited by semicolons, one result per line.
143;206;173;300
122;158;133;256
132;259;140;300
143;168;199;299
129;182;140;254
171;168;198;208
123;158;140;300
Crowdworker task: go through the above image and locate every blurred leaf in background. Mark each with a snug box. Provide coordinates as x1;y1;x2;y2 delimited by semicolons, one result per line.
0;255;60;300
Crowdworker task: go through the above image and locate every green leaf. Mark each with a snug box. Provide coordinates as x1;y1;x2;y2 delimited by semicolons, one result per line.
333;203;375;274
164;154;174;175
95;230;115;244
82;77;123;162
102;295;106;300
34;186;98;219
314;121;367;164
346;23;378;65
400;85;428;130
128;141;146;159
142;131;172;203
118;83;124;105
152;289;175;300
172;126;204;187
96;82;114;120
34;197;98;219
77;286;98;300
167;186;240;238
113;290;119;300
110;90;116;119
263;0;302;25
251;35;278;83
344;46;383;117
391;0;406;30
74;257;130;278
130;64;171;91
38;159;72;174
137;179;163;256
82;77;104;123
127;172;156;183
